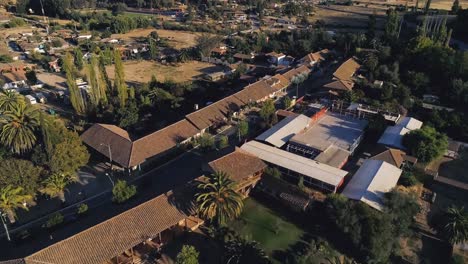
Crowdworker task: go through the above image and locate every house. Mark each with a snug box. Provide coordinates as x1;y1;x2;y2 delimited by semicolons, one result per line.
241;140;348;193
256;114;311;148
48;57;61;72
81;120;201;170
233;53;255;63
208;148;267;196
342;159;402;211
377;117;423;150
370;147;417;168
1;64;30;93
299;49;330;68
204;71;226;82
281;65;311;82
266;52;286;65
323;58;361;93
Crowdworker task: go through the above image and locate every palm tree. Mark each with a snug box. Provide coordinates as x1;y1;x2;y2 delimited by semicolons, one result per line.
0;103;40;154
40;173;78;203
178;48;191;63
441;206;468;244
195;171;244;226
0;90;25;113
0;185;32;223
224;237;270;264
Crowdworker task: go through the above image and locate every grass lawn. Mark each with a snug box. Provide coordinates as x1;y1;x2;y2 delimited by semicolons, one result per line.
438;151;468;184
230;198;306;255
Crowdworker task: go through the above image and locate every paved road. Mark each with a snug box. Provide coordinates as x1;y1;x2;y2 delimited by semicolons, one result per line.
0;150;206;260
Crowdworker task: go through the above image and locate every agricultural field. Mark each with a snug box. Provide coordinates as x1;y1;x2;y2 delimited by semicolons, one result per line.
111;28;201;49
312;5;387;29
105;60;223;84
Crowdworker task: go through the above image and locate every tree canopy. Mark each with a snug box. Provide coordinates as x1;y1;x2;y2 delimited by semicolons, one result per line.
402;126;448;162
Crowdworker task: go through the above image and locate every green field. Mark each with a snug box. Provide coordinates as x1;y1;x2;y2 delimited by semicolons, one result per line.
230;198;306;254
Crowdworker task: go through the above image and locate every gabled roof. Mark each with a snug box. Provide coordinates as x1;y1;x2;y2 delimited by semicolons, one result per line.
315;146;350;168
208;148;267;182
342;159;402;211
323;79;354;91
130;120;200;167
265;74;290;92
80;124;133;168
256;114;311;148
185;95;245;130
282;65;311;82
300;49;329;64
23;192;189;264
241;141;348;187
333;58;360;81
371;148;406;168
81;121;200;168
233;80;274;104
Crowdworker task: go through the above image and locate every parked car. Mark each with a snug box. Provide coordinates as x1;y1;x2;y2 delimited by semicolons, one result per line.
25;94;37;105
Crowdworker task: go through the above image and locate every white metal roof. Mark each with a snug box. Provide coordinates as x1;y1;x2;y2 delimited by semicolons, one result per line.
255;114;310;148
377;125;411;150
290;113;368;151
241;141;348;186
398;117;423;130
342;159;402;211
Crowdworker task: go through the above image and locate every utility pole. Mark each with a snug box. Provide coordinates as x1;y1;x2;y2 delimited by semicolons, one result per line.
0;211;11;242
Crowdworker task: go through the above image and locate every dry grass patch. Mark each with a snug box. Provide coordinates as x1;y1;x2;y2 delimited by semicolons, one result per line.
105;60;222;84
112;28;201;49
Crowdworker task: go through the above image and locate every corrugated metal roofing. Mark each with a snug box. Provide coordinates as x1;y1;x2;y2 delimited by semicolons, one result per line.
241;141;348;186
342;159;402;211
256;114;311;148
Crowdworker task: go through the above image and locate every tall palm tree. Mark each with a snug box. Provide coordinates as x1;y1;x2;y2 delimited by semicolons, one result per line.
40;173;78;203
196;171;244;226
0;90;25;114
0;185;32;223
224;237;270;264
441;206;468;244
0;103;40;154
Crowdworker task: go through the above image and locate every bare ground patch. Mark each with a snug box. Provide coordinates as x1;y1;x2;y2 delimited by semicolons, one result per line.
112;28;201;49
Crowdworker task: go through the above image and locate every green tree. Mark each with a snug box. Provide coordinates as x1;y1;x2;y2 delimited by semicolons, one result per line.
0;158;42;196
282;96;292;109
0;90;25;113
384;9;400;41
238;120;249;139
384;189;420;236
440;206;468;244
196;171;244;226
40;173;78;203
117;101;139;129
113;49;128;107
44;212;64;228
74;48;84;70
148;36;159;60
87;55;108;107
25;70;38;85
112;180;137;203
176;245;199;264
218;135;229;149
63;52;86;115
402;126;448;162
452;0;461;14
0;103;40;154
424;0;432;14
195;34;222;58
223;237;270;264
259;100;277;127
0;185;31;223
48;126;89;174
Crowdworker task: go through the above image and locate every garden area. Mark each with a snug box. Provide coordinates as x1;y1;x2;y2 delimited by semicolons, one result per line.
230;198;305;255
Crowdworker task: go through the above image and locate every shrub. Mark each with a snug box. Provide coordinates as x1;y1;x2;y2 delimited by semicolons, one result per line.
112;180;137;203
176;245;199;264
265;167;282;179
197;134;215;151
77;203;88;215
218;135;229;149
398;170;419;187
44;213;64;228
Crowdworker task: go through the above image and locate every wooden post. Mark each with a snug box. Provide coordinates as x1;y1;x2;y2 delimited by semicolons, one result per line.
131;248;134;264
158;232;162;243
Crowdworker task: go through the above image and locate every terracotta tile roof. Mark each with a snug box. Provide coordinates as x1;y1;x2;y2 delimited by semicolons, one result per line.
80;124;133;168
130;120;200;167
323;79;355;91
333;58;360;81
185;95;246;130
24;192;189;264
81;122;200;168
266;74;290;92
2;71;27;83
233;80;274;104
276;109;299;119
301;49;329;64
208;148;267;182
371;148;406;168
266;51;285;58
281;65;311;82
